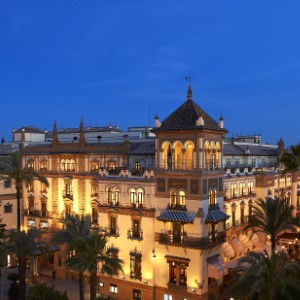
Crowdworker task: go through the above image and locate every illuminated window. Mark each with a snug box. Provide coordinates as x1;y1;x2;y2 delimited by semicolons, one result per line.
130;249;142;280
28;181;34;193
41;182;47;193
90;160;99;172
133;289;141;300
91;183;98;196
107;160;116;170
27;159;35;170
166;257;189;288
169;190;185;207
110;284;118;293
135;161;140;172
60;159;75;171
164;295;172;300
248;182;253;194
209;190;217;206
39;159;47;170
129;188;144;207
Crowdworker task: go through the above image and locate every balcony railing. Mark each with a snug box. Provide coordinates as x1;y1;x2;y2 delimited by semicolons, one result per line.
105;227;119;237
167;282;187;292
167;204;187;210
128;229;143;241
156;231;226;250
62;190;73;199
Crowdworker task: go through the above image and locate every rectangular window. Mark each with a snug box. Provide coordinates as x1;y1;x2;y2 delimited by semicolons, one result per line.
133;289;141;300
4;178;11;188
110;284;118;293
130;251;142;280
4;204;13;213
164;295;172;300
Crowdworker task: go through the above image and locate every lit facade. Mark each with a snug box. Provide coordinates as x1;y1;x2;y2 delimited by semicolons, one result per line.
1;88;299;300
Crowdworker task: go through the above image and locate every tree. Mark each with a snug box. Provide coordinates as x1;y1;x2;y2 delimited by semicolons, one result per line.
6;228;48;300
280;143;300;174
65;233;123;300
231;251;300;300
27;283;68;300
51;215;92;300
0;151;49;231
243;197;297;255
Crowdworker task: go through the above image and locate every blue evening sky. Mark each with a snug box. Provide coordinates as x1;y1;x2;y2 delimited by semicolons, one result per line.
0;1;299;146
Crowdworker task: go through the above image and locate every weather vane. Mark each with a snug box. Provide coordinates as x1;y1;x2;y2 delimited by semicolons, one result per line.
185;73;193;86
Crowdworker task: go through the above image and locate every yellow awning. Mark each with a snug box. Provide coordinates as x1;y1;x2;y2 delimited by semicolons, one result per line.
247;231;261;248
230;237;244;256
222;242;235;259
240;234;253;252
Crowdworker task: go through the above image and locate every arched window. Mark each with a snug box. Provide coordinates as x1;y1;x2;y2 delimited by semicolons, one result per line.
162;142;171;169
170;190;176;207
185;142;194;170
107;187;113;203
174;142;183;169
230;184;236;197
204;141;210;169
247;182;253;194
91;182;98;197
178;191;185;206
129;188;136;206
136;188;144;206
135;161;140;173
169;190;186;208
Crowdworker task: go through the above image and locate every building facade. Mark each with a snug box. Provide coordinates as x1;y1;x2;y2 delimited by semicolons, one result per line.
1;87;299;300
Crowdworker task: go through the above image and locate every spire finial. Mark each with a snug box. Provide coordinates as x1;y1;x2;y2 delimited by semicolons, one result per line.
52;119;59;146
185;74;193;100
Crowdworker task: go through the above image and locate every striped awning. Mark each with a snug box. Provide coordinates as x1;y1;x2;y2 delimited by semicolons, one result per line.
157;210;194;223
222;242;235;259
208;259;228;280
240;234;253;251
205;205;229;223
230;238;244;256
247;231;261;248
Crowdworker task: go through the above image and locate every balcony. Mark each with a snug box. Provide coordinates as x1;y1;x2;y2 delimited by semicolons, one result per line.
167;282;187;292
105;227;119;237
167;204;187;211
128;229;143;241
156;231;226;250
62;190;73;200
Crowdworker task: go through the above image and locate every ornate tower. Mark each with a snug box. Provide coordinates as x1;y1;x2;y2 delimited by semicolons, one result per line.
152;86;229;297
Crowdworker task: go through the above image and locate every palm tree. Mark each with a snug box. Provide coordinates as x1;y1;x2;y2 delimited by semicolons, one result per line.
231;251;300;300
51;214;92;300
243;197;297;255
0;151;49;231
280;143;300;173
65;233;123;300
6;228;48;300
